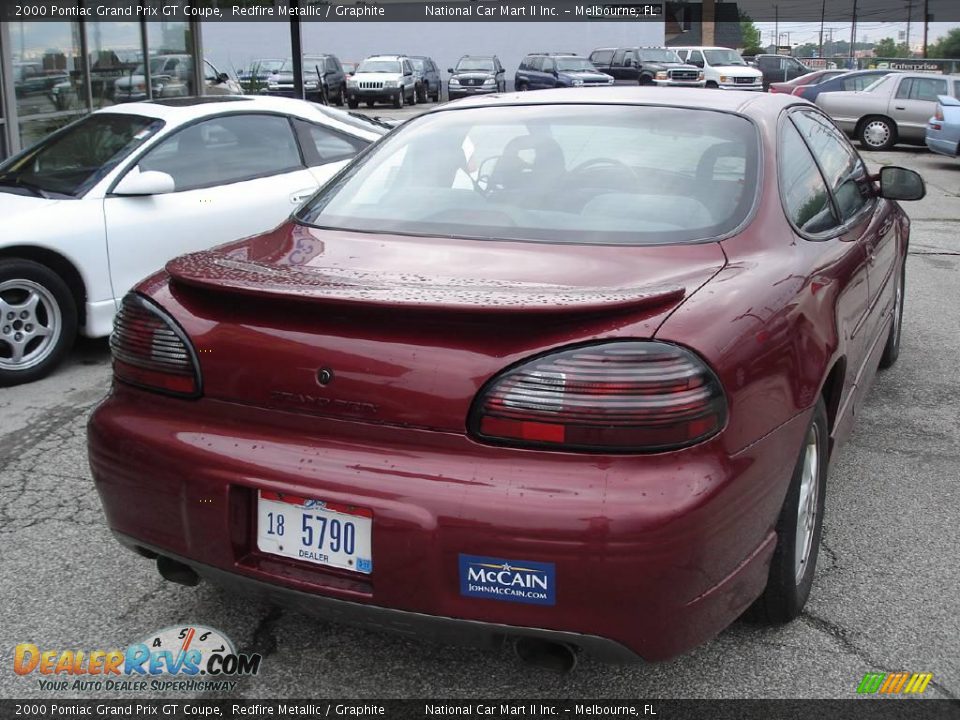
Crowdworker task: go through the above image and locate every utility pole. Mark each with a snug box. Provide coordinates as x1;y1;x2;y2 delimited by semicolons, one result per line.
922;0;929;57
849;0;858;67
818;0;827;57
906;0;913;55
774;5;779;51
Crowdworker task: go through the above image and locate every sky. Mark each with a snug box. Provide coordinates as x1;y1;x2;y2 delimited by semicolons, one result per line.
754;20;957;49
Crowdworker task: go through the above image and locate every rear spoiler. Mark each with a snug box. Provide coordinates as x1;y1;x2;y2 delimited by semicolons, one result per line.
937;95;960;107
166;251;686;316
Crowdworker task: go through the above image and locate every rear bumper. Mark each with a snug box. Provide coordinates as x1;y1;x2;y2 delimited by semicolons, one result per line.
88;387;808;661
926;131;958;157
116;533;639;662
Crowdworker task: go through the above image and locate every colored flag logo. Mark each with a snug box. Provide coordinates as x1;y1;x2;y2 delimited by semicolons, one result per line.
856;672;933;695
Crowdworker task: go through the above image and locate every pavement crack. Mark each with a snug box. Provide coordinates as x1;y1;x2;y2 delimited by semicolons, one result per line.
246;606;283;659
908;251;960;256
800;611;959;700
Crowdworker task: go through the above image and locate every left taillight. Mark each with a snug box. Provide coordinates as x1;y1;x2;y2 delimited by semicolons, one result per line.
110;293;201;398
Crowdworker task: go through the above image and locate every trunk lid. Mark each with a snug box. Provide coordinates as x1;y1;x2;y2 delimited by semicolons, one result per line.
162;223;726;432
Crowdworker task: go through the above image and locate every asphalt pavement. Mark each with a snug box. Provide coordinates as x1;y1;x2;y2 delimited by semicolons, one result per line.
0;144;957;701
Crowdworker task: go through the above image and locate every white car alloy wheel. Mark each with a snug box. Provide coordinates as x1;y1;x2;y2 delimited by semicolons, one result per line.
0;278;62;371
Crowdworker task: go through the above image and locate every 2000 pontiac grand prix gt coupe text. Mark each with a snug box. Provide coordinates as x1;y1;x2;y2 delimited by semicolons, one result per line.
88;88;925;666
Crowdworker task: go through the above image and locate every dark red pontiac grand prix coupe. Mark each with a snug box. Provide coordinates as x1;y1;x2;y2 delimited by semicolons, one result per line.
88;88;924;667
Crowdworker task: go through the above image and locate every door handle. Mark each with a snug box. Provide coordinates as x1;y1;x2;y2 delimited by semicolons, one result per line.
894;105;905;110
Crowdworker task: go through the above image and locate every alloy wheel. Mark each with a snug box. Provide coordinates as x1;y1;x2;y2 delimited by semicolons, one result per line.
0;279;62;371
794;423;820;584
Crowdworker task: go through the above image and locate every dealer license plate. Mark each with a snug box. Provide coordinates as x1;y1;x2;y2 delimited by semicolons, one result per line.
256;490;373;574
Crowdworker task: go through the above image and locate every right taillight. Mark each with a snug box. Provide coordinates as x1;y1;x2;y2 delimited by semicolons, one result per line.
110;293;201;398
935;104;944;122
469;341;726;453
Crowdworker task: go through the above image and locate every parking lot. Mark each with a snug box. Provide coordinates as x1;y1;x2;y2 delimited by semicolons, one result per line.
1;143;958;700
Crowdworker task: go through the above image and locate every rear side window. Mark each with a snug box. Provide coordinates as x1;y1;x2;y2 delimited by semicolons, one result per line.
779;120;837;235
790;110;871;223
842;74;877;91
137;114;303;192
293;119;367;165
591;50;614;65
896;76;948;102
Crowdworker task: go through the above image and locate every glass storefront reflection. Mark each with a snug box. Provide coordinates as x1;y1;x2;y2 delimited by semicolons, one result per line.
2;14;201;157
87;22;143;109
12;22;85;119
147;10;195;98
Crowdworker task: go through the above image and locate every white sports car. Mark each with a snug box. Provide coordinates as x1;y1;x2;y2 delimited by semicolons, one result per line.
0;96;386;385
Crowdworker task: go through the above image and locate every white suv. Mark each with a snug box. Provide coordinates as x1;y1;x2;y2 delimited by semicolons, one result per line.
347;55;418;109
672;47;763;91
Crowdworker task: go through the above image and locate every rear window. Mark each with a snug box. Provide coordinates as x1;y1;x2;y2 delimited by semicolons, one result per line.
297;104;759;246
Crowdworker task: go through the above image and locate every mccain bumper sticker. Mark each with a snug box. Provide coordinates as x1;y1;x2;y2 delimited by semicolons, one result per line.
459;554;556;606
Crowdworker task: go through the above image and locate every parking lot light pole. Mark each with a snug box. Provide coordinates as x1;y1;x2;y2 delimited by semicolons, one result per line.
289;0;304;99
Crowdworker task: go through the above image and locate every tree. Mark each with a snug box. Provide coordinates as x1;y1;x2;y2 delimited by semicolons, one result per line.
874;37;911;58
794;43;819;58
929;28;960;58
739;11;763;55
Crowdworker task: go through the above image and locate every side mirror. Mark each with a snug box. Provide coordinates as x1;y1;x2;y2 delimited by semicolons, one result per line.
878;166;925;201
216;72;229;84
448;68;455;74
113;169;175;196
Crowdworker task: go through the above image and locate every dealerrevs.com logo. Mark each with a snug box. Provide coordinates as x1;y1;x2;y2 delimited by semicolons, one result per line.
459;554;556;606
14;625;262;693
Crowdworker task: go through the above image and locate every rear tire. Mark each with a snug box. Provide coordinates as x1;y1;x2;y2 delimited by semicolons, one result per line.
879;261;906;369
748;397;828;623
859;116;897;151
0;259;77;387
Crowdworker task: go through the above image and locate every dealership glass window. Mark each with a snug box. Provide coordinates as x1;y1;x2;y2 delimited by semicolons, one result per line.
137;114;302;191
87;22;144;109
779;120;838;235
12;21;88;148
147;9;195;97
